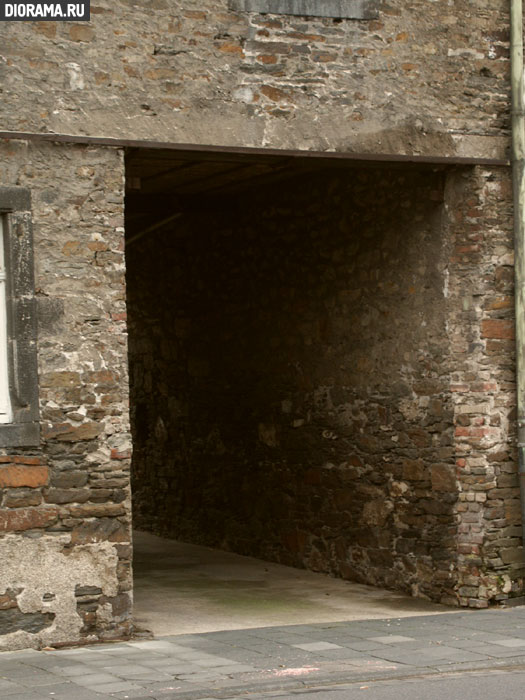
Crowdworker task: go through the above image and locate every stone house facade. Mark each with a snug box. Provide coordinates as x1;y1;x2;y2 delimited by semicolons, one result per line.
0;0;521;650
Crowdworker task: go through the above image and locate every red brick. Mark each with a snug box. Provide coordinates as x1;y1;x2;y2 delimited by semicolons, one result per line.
0;507;58;532
13;456;41;465
451;384;469;392
481;319;515;339
0;465;48;488
110;449;131;460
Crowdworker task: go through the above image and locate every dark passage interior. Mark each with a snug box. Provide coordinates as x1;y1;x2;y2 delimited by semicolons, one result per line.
125;149;456;602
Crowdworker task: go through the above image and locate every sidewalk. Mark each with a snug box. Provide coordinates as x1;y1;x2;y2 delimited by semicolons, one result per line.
3;608;525;700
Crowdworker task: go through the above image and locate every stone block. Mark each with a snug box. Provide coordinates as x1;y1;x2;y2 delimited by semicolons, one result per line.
431;465;457;492
229;0;379;19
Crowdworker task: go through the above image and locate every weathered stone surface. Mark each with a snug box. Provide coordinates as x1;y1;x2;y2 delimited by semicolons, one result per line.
42;422;102;442
44;488;90;505
0;609;55;635
0;1;510;160
3;489;42;508
67;504;126;518
0;589;22;611
228;0;379;20
50;471;89;488
0;143;132;650
0;536;122;651
431;465;457;493
71;519;130;545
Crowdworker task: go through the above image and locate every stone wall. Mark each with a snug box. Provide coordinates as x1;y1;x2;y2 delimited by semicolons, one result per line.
446;166;523;606
128;165;462;602
0;0;509;159
0;139;132;650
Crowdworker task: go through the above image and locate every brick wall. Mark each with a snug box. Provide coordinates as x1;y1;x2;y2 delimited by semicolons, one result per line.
446;167;522;607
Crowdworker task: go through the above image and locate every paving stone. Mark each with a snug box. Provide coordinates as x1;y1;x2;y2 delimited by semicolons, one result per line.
131;640;190;651
176;670;231;681
18;682;107;699
5;669;62;688
0;678;24;695
144;662;203;674
342;657;401;670
471;646;525;658
139;679;200;693
489;638;525;647
88;680;144;693
436;650;492;663
208;664;256;674
0;692;52;700
367;635;416;644
74;672;123;686
340;640;389;651
292;642;342;651
51;664;94;676
193;656;246;667
316;647;379;661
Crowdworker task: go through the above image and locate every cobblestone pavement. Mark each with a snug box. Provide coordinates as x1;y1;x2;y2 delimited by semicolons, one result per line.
3;608;525;699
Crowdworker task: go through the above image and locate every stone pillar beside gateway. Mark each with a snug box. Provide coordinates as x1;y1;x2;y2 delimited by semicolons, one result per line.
0;140;132;651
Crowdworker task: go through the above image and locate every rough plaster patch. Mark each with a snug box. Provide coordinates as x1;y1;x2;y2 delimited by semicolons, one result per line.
65;63;84;91
0;534;118;651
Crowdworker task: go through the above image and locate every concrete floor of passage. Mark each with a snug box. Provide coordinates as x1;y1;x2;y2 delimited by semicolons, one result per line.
132;530;455;636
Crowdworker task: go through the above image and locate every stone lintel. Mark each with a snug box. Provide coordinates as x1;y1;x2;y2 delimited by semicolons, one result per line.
228;0;379;19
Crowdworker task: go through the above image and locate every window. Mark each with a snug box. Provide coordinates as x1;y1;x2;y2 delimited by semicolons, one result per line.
228;0;379;19
0;217;12;425
0;188;40;447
